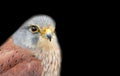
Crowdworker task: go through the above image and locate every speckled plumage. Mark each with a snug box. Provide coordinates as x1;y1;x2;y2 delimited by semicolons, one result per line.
0;15;61;76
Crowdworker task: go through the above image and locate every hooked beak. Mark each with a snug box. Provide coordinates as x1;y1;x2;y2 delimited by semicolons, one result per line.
45;29;52;41
40;28;53;41
46;33;52;41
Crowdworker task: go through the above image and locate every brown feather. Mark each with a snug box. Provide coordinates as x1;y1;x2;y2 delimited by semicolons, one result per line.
0;38;42;76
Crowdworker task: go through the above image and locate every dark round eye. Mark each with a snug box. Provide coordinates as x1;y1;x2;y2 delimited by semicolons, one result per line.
29;25;39;33
31;26;37;31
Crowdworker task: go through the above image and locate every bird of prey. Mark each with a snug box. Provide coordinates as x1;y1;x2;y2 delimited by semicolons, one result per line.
0;15;61;76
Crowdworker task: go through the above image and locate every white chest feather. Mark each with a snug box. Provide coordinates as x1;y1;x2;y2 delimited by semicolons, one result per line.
33;36;61;76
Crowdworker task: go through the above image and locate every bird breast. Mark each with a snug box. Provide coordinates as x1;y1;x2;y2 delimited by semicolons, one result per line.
33;36;61;76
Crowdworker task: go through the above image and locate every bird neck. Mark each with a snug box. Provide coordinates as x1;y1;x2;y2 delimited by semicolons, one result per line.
33;36;61;76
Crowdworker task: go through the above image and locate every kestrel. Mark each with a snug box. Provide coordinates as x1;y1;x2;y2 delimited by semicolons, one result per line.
0;15;61;76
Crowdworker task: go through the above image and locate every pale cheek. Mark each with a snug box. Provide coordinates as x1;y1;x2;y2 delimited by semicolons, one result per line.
32;36;39;45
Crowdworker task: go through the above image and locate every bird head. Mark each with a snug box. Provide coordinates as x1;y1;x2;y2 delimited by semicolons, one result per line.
29;24;55;41
12;15;56;49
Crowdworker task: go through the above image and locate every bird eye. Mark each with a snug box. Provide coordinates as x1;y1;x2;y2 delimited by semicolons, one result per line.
29;25;39;33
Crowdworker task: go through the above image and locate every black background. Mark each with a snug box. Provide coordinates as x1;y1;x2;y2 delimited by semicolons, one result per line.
0;1;115;75
0;7;82;76
0;2;98;75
